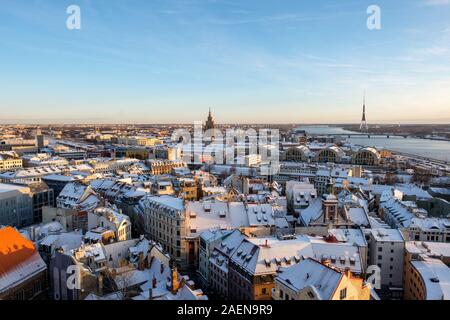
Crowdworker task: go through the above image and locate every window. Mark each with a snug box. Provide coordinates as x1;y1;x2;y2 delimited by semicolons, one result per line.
279;290;284;299
262;288;267;295
340;288;347;300
378;247;382;252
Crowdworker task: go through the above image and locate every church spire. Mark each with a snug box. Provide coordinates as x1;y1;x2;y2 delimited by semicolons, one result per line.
205;108;215;130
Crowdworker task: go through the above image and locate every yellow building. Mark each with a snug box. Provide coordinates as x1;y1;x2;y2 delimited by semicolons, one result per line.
404;241;450;300
273;258;370;300
178;178;198;201
147;159;187;175
379;149;392;158
0;152;23;171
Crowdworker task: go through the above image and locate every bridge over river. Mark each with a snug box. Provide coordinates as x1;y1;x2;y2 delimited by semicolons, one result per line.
313;133;409;138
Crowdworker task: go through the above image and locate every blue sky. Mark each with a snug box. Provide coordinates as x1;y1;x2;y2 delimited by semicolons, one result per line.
0;0;449;124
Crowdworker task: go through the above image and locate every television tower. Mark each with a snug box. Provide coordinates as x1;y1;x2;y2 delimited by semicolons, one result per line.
360;92;368;131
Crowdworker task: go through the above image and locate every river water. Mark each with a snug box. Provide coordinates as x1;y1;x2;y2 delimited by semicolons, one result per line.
295;126;450;162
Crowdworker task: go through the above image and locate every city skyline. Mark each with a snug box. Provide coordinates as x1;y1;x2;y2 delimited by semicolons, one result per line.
1;0;450;124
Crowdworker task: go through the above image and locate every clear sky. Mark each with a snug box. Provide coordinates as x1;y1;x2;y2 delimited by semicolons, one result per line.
0;0;449;124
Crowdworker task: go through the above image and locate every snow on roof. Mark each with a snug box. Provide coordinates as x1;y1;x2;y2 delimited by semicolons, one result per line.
316;169;331;177
85;292;124;300
77;194;100;212
0;164;93;179
369;228;404;242
139;195;184;212
209;231;246;273
0;183;29;193
42;174;78;182
327;229;367;247
39;232;84;252
381;198;427;228
358;147;381;158
276;258;342;299
129;238;151;263
202;186;227;194
90;178;116;191
124;247;207;300
298;198;323;226
83;231;105;242
395;184;433;200
310;241;363;274
186;201;232;236
410;217;450;232
94;207;130;227
429;187;450;196
212;230;246;255
411;258;450;300
246;203;276;227
228;202;250;227
379;188;404;203
275;217;289;229
200;229;233;243
231;236;314;275
58;183;88;203
368;216;391;229
406;241;450;259
73;242;106;263
346;207;370;227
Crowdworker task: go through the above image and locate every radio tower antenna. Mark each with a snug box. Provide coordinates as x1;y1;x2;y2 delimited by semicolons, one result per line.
360;91;368;131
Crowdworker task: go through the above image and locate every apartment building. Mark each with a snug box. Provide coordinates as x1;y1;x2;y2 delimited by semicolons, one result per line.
404;241;450;300
0;183;33;227
366;228;405;298
0;152;23;172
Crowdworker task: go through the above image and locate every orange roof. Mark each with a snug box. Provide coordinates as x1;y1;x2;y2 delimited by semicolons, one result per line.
0;227;37;276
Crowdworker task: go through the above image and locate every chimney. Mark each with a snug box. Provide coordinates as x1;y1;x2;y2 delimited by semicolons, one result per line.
138;252;145;271
148;288;153;301
170;266;179;294
322;258;331;267
344;267;352;279
98;274;104;296
148;254;154;269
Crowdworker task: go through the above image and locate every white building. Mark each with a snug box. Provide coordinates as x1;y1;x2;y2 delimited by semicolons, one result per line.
286;180;317;216
87;206;132;243
366;228;405;296
407;218;450;242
